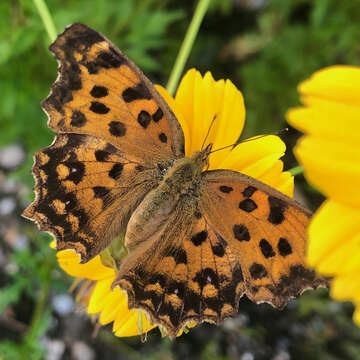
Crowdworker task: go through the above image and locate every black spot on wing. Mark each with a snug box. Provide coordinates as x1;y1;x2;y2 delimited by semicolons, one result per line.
72;208;89;228
268;196;287;225
122;83;152;102
278;237;292;256
167;281;185;299
222;265;243;306
219;185;233;193
95;150;108;162
90;101;109;114
173;248;187;264
191;230;208;246
137;110;151;129
83;47;125;74
90;85;108;98
242;186;257;198
159;133;167;143
193;268;219;289
97;50;124;68
162;247;187;265
184;289;201;315
93;186;110;198
259;239;275;258
239;199;257;212
152;108;163;122
148;273;166;288
108;163;123;180
64;160;85;184
249;263;268;280
109;121;126;137
70;110;86;127
233;224;250;242
211;243;225;257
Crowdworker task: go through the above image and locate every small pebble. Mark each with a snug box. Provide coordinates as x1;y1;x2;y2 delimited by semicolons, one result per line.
52;293;75;316
13;234;29;250
43;339;65;360
242;352;254;360
0;144;25;169
0;178;18;193
0;197;16;216
272;350;291;360
72;341;95;360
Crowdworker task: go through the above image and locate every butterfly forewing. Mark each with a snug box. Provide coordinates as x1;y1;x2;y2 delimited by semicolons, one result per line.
43;23;184;164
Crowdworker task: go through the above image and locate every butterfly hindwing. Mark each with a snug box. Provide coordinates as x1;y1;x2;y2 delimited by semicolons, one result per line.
114;198;246;338
200;169;327;307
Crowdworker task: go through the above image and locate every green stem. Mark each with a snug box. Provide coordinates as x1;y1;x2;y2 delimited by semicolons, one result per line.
166;0;211;95
289;165;304;176
33;0;57;42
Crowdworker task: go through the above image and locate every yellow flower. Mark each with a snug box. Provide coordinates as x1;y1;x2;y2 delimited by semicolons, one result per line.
287;65;360;324
56;69;294;337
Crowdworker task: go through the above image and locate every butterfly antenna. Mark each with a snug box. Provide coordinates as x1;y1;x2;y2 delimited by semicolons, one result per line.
201;115;217;151
210;128;289;154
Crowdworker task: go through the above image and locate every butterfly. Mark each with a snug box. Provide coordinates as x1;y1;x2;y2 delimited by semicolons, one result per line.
23;23;327;338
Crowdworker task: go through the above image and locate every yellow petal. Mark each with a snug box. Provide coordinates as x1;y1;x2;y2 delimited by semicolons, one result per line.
56;250;114;281
114;311;155;337
208;78;245;169
331;273;360;302
87;278;114;314
287;100;360;144
298;65;360;106
175;69;245;159
353;305;360;326
99;287;125;325
294;136;360;206
175;69;202;155
307;200;360;273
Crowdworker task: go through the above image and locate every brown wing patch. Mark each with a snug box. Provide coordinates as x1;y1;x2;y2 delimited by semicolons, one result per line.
200;169;328;308
114;200;245;338
23;133;158;261
44;23;184;164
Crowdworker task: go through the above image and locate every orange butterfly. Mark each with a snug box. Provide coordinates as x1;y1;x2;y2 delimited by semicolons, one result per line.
23;24;327;338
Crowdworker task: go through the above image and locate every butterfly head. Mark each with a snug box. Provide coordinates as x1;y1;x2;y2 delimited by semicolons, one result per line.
190;143;213;171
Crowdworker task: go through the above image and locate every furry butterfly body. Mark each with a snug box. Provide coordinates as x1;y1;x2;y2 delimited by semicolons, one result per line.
24;23;327;337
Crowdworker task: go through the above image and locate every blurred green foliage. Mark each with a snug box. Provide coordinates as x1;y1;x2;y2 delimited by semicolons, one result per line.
238;0;360;135
1;0;360;359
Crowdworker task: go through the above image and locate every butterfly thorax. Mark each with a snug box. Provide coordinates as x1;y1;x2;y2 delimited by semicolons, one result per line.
124;146;211;250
